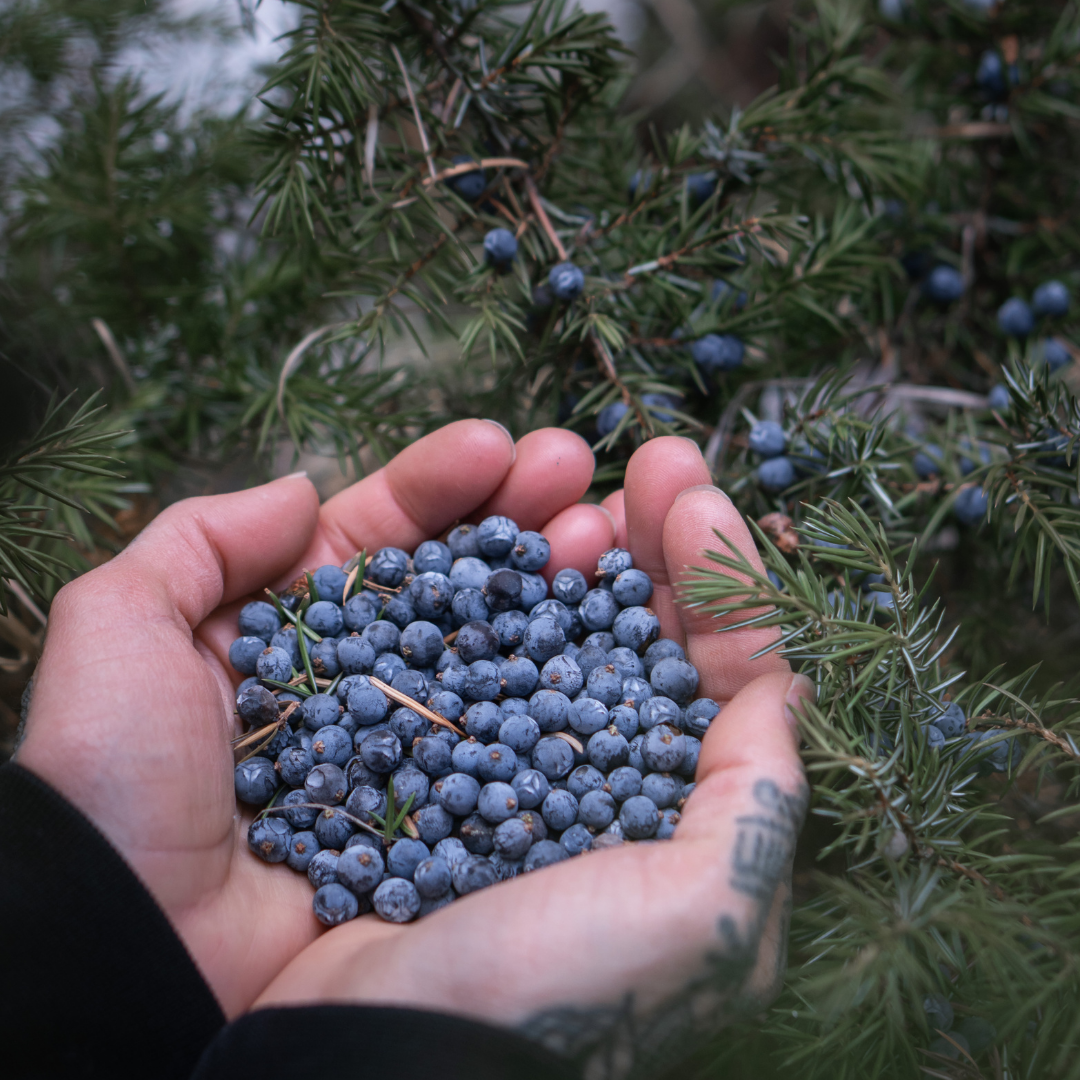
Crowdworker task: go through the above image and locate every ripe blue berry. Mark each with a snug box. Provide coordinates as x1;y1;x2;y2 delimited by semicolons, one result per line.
313;882;359;926
413;855;453;899
373;877;421;923
612;569;653;607
585;664;622;708
312;564;349;603
541;788;579;831
276;744;314;788
548;262;585;301
620;794;662;839
465;659;501;701
686;172;716;205
975;50;1005;98
512;768;551;810
578;789;617;829
579;589;620;633
583;631;616;652
305;600;343;638
607;765;642;802
499;713;541;754
932;701;966;739
1033;280;1070;319
538;654;583;695
301;693;341;732
459;812;496;854
285;830;321;873
690;333;744;372
307;848;340;889
483;227;518;269
484;569;523;614
619;675;652;711
362;619;401;655
229;635;266;676
954;485;989;526
998;297;1034;338
523;839;569;872
607;647;643;681
413;802;454;844
255;645;293;683
510;530;550;572
368;547;409;587
247;815;292;861
923;265;964;304
522;615;565;664
566;763;606;800
913;443;943;479
314;806;355;849
641;772;682;808
336;843;385;894
493;816;534;859
588;726;630;771
282;789;319;831
650;657;699;703
452;853;499;894
477;781;519;823
641;723;686;772
612;605;660;653
446;524;480;559
360;729;403;774
1041;338;1071;372
926;724;945;750
570;696;610;736
270;627;301;669
409;572;455;620
235;759;278;806
749;421;787;458
238;683;278;726
757;456;796;492
388;764;429;811
447;156;486;201
413;735;453;778
239;601;282;642
682;697;720;738
560;822;593;856
607;704;639;741
337;635;376;675
344;784;387;825
311;725;353;767
477;743;518;784
643;638;685;677
387;837;431;880
433;771;481;816
531;735;575;780
656;807;681;839
477;515;518;557
597;401;629;438
343;594;379;632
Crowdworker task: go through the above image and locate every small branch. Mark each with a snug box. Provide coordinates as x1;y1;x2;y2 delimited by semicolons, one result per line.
524;175;568;261
420;156;528;188
441;77;462;124
391;43;437;182
369;675;466;735
91;318;136;394
6;579;47;626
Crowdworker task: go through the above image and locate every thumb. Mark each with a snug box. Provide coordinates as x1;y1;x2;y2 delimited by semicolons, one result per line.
94;473;319;631
676;670;811;849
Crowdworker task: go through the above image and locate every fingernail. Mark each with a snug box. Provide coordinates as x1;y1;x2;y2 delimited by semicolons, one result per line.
277;470;308;481
673;483;733;504
482;419;517;464
785;673;815;734
678;436;703;453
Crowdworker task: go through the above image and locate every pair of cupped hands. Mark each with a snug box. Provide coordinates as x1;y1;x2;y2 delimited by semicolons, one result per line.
17;422;810;1064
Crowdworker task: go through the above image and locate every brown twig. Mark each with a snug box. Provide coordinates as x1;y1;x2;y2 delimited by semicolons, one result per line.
524;175;567;260
390;43;437;181
369;675;466;736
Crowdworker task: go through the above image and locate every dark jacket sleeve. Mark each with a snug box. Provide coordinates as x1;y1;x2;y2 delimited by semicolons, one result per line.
0;762;577;1080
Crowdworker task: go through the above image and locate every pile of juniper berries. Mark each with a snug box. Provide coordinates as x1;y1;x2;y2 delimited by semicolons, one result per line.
231;521;719;926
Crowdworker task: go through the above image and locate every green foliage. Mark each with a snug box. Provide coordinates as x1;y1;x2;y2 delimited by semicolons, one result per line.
3;0;1080;1076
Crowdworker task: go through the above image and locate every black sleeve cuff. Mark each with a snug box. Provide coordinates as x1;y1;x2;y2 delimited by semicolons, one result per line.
193;1004;579;1080
0;761;226;1079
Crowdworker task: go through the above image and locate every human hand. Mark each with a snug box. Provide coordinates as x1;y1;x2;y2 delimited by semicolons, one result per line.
15;420;614;1018
253;436;811;1076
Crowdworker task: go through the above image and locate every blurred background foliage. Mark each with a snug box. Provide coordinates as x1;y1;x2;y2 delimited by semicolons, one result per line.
3;0;1080;1076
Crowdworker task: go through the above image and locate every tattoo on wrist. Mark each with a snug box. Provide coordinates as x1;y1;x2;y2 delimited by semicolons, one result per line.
518;776;809;1079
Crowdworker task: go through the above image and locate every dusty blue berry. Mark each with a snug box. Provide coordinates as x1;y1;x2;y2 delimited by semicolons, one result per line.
998;297;1034;338
336;843;385;894
1033;280;1070;319
620;794;662;839
313;882;359;926
236;759;278;806
923;265;964;303
512;768;551;810
239;601;282;642
549;262;585;301
523;839;569;872
552;568;588;605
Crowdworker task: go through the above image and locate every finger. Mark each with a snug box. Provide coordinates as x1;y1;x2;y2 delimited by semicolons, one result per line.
678;670;810;845
540;503;616;584
622;437;713;643
471;428;596;531
312;420;517;563
661;486;789;700
600;489;627;549
51;474;319;635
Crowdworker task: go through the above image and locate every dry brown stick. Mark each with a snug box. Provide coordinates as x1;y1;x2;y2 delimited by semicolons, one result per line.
524;175;567;260
390;43;437;181
443;629;460;645
420;157;529;187
369;675;466;736
233;702;300;750
441;77;463;124
550;730;584;754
